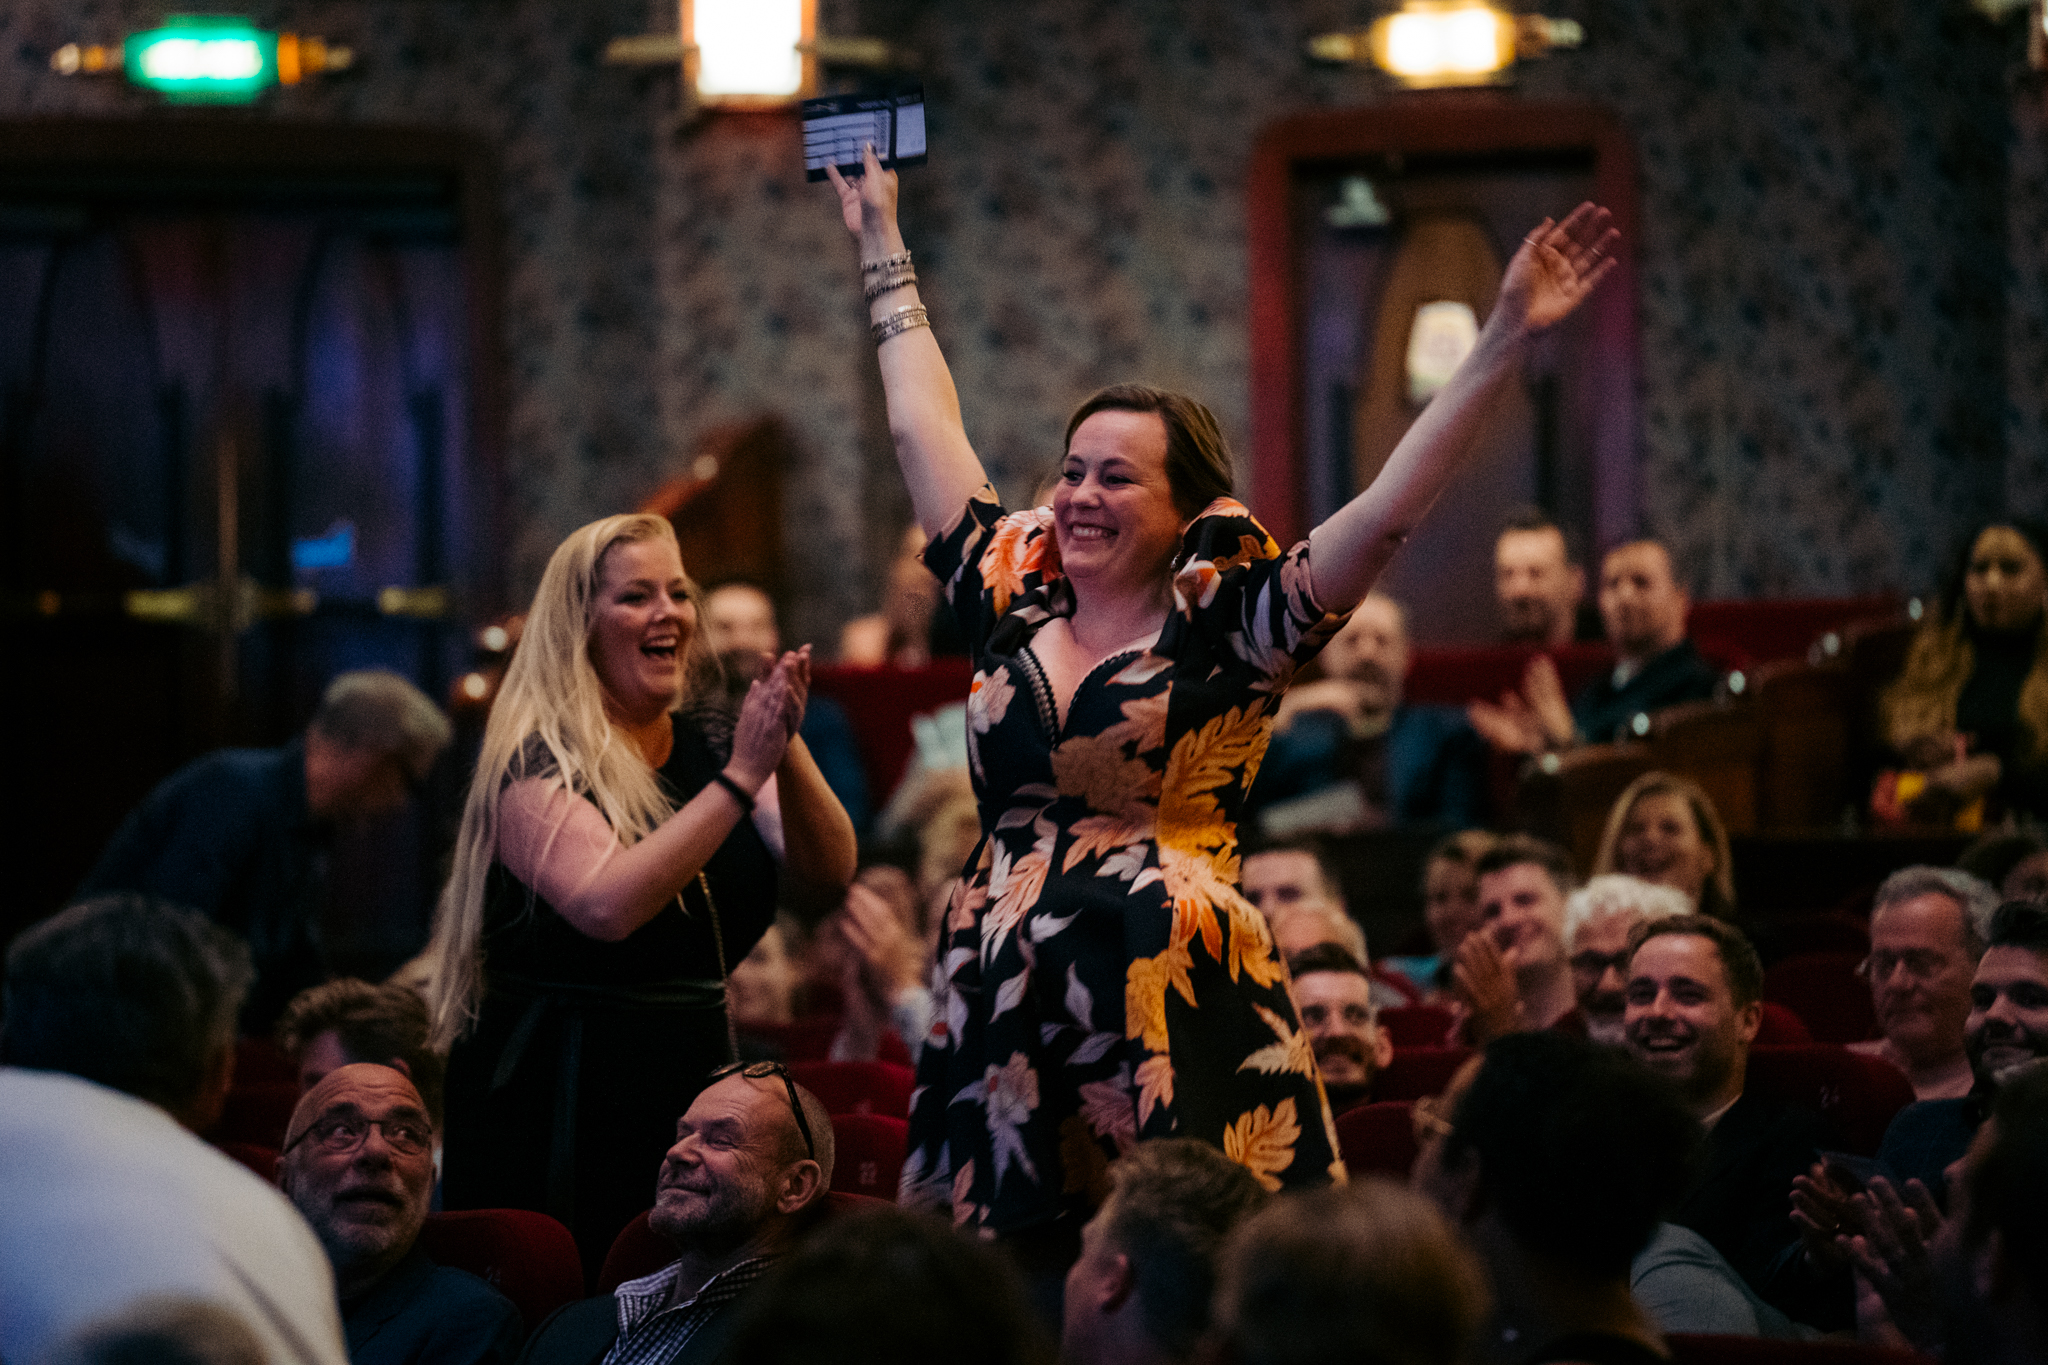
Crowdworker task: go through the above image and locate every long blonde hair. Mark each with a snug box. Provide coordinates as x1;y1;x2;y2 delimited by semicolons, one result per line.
425;514;711;1049
1591;771;1737;922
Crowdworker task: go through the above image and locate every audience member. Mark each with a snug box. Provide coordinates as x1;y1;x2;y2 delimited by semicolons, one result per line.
519;1064;833;1365
45;1299;269;1365
1249;593;1487;831
1285;945;1394;1114
79;671;451;1028
276;978;446;1124
826;865;935;1064
703;579;871;835
1957;829;2048;903
837;525;957;668
1381;829;1499;1000
0;897;347;1365
281;1065;520;1365
1413;1033;1700;1360
1209;1180;1487;1365
1494;508;1597;646
1565;875;1691;1046
728;923;799;1032
1469;539;1719;753
1624;915;1827;1323
1880;520;2048;825
1592;772;1737;920
721;1206;1051;1365
1452;835;1580;1044
1060;1139;1268;1365
1239;841;1365;960
1844;867;1998;1100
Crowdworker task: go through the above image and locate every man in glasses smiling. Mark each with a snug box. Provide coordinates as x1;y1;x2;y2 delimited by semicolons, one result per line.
281;1064;520;1365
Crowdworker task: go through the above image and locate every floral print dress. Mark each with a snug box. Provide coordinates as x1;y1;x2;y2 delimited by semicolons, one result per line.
900;485;1351;1234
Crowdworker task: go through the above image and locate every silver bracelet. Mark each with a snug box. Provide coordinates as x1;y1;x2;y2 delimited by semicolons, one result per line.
860;249;913;275
871;304;930;344
862;268;918;301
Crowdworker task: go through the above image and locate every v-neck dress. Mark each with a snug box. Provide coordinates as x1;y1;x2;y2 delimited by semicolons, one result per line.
901;484;1351;1234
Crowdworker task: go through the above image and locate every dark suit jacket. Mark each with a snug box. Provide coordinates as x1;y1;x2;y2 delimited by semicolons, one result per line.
344;1247;523;1365
1249;703;1488;828
1571;639;1720;745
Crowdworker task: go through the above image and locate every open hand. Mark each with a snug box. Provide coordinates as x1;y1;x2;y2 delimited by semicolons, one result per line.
1452;931;1522;1043
1468;691;1546;754
729;651;805;787
1789;1162;1857;1270
1842;1177;1946;1355
1498;202;1618;335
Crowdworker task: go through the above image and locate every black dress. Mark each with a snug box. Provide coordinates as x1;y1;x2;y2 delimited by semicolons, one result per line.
441;713;778;1277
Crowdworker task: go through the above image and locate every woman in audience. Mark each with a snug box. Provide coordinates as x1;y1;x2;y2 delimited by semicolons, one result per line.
1881;519;2048;824
424;513;857;1270
826;144;1616;1238
1382;829;1499;1000
1593;771;1736;920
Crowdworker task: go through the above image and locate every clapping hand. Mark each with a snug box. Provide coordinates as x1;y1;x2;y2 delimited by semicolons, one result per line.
729;647;810;788
1841;1176;1947;1355
1451;931;1522;1044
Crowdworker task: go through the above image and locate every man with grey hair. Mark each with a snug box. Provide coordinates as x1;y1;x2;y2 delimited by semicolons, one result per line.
1564;874;1692;1046
1847;866;1998;1101
0;896;347;1365
81;669;452;1027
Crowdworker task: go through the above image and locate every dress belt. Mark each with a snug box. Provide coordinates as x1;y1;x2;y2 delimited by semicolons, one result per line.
485;974;728;1231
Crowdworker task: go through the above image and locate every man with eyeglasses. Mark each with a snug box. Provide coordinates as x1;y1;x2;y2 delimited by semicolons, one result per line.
280;1064;520;1365
1563;874;1691;1047
521;1062;834;1365
1845;866;1997;1102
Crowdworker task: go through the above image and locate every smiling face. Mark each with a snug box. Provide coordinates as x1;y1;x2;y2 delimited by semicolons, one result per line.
1569;911;1638;1044
1615;791;1716;905
1598;541;1688;661
1624;933;1760;1115
1962;525;2047;634
280;1064;436;1285
1475;861;1569;976
1865;893;1977;1065
588;537;695;725
1495;527;1584;644
1423;857;1485;956
1053;409;1186;596
1966;947;2048;1084
1294;969;1391;1093
650;1076;796;1257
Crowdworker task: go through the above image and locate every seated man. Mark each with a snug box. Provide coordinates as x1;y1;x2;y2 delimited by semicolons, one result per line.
1565;875;1692;1046
1470;539;1719;754
521;1064;834;1365
1846;866;1997;1101
281;1065;520;1365
1285;945;1395;1115
1625;915;1829;1324
1494;508;1597;646
1239;841;1407;1007
1452;835;1581;1043
79;670;452;1027
1062;1139;1270;1365
0;897;347;1365
277;978;447;1123
1249;593;1487;831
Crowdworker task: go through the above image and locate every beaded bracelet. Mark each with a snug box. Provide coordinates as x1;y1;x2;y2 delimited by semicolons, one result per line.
862;267;918;301
860;249;913;275
871;305;930;344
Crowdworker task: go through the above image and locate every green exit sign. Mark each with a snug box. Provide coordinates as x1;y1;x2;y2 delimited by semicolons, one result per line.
125;16;276;103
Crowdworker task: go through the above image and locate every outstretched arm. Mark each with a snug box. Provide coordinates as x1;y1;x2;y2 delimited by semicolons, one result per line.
828;144;989;538
1308;206;1618;610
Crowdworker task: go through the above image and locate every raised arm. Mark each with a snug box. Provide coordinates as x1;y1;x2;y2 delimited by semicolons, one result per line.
1308;205;1618;610
827;144;989;537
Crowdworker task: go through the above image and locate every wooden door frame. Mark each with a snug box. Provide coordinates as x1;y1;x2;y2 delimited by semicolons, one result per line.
1246;98;1639;551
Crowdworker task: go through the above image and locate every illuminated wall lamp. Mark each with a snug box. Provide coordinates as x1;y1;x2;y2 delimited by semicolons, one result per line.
605;0;911;114
1309;2;1582;89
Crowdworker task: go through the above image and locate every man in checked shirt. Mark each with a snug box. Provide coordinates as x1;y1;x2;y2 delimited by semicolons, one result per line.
521;1063;835;1365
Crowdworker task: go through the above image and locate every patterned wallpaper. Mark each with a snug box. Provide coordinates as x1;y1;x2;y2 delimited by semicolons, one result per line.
0;0;2038;643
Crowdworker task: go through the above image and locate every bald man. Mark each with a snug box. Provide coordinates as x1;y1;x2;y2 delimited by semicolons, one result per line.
280;1065;520;1365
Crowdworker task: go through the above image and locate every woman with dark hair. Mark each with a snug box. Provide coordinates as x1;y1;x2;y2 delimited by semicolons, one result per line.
826;146;1616;1239
1880;520;2048;824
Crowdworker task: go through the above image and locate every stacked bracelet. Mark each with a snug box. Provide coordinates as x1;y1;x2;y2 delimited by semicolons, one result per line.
710;771;755;812
860;249;913;275
871;304;930;344
862;265;918;301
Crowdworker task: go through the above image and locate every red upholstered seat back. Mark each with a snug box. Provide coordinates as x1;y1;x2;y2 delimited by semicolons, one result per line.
1402;643;1616;708
744;1019;912;1066
1744;1045;1915;1157
1686;596;1902;670
1374;1047;1474;1102
418;1209;584;1330
212;1081;301;1149
1667;1332;1934;1365
811;661;975;801
1756;1001;1815;1045
828;1113;908;1200
1764;951;1876;1045
1376;1005;1456;1049
1335;1101;1420;1179
787;1060;916;1119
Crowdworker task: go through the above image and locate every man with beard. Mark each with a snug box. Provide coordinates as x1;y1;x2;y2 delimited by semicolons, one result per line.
701;580;869;836
1846;867;1998;1101
1451;836;1581;1045
1285;945;1394;1114
1624;915;1827;1323
520;1064;833;1365
1565;875;1691;1047
1248;593;1486;831
1493;509;1597;646
280;1065;520;1365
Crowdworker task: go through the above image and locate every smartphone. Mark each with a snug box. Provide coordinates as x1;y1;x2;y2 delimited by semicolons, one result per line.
803;84;928;182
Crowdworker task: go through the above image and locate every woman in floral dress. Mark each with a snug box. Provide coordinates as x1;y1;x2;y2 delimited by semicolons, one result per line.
827;147;1616;1238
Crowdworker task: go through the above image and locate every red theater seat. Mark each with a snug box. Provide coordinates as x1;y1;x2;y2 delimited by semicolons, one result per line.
811;661;975;801
1668;1333;1933;1365
787;1060;916;1118
419;1209;584;1330
1403;643;1615;708
598;1192;892;1294
744;1018;913;1067
1756;1002;1815;1045
212;1081;301;1149
1686;596;1902;670
1375;1047;1474;1102
1335;1101;1420;1179
1764;952;1875;1045
1744;1045;1915;1157
1376;1004;1456;1049
829;1113;908;1200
